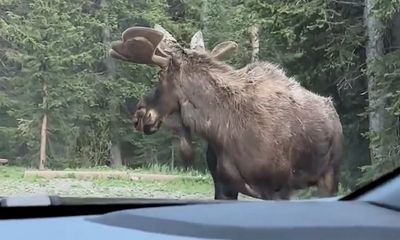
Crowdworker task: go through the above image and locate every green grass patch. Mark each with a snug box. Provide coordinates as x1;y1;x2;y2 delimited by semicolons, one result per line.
163;178;213;195
0;166;25;179
92;175;213;196
293;183;351;199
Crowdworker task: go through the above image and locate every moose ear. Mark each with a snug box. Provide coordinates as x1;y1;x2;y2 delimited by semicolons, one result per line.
211;41;238;60
190;31;205;51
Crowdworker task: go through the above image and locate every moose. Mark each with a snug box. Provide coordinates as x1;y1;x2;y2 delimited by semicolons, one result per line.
110;25;344;200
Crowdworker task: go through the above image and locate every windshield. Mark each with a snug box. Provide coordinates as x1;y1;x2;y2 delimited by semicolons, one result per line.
0;0;399;201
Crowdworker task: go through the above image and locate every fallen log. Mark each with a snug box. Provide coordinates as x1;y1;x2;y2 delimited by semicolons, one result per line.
23;170;199;181
0;158;9;165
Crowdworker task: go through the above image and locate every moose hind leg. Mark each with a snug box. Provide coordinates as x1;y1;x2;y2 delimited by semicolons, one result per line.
275;188;292;200
317;167;338;197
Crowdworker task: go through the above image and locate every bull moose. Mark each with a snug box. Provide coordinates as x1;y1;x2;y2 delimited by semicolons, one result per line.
133;30;240;199
110;25;344;200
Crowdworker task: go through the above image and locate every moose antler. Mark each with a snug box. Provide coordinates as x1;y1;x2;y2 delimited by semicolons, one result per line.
109;26;169;68
110;25;238;67
154;24;178;46
154;24;186;54
211;41;238;60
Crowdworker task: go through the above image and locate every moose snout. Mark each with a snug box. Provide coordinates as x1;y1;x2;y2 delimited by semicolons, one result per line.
132;108;162;135
143;109;159;125
142;109;162;135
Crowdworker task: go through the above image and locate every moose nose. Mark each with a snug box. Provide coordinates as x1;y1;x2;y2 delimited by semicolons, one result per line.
144;109;159;125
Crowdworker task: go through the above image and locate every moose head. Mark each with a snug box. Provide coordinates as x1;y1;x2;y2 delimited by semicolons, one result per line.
111;25;238;134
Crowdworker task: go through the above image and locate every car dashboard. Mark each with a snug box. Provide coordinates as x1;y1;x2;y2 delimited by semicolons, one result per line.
0;199;399;240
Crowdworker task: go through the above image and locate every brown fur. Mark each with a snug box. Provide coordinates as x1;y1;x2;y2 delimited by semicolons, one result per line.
155;50;344;199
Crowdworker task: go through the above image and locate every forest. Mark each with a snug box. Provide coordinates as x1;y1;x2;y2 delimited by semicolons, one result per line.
0;0;399;192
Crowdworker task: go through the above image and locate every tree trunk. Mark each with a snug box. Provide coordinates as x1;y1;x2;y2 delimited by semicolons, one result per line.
201;0;208;32
249;25;260;62
109;99;122;168
110;141;122;168
39;84;48;170
102;4;122;168
390;12;400;50
364;0;389;162
171;146;175;170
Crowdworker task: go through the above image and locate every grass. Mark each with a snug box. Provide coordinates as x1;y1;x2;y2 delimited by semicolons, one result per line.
0;166;214;199
0;166;25;179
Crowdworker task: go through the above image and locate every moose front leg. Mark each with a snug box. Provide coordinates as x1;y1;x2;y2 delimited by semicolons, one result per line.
179;126;195;170
206;144;238;200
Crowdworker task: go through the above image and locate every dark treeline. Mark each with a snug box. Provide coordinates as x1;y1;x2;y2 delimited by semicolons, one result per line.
0;0;399;190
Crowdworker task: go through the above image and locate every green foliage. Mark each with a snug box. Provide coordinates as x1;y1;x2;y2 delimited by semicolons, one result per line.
374;0;400;22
